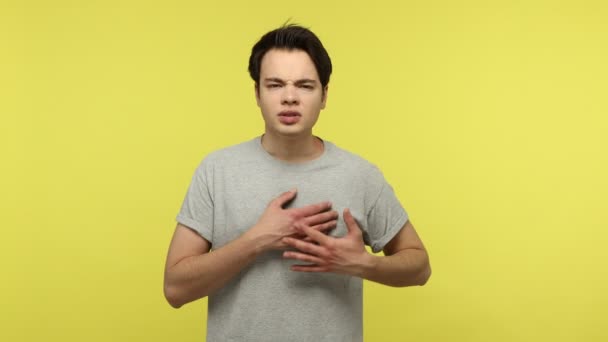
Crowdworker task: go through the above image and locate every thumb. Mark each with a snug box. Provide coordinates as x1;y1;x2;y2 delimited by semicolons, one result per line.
273;188;297;208
343;208;360;235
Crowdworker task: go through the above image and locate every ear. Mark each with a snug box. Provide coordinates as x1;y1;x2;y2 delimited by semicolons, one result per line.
320;85;329;109
254;83;261;107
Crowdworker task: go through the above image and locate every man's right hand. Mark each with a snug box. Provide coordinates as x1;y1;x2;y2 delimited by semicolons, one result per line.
246;189;338;251
164;189;338;307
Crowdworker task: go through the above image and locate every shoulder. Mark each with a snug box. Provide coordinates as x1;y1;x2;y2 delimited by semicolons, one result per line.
326;141;391;204
197;137;259;167
327;140;384;179
189;137;260;180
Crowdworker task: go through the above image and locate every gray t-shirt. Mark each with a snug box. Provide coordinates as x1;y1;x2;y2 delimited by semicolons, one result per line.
176;136;408;342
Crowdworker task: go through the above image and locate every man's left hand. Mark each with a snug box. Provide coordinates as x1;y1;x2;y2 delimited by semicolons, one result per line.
281;208;374;276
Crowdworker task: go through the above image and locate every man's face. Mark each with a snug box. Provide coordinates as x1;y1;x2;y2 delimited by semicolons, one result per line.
255;48;327;138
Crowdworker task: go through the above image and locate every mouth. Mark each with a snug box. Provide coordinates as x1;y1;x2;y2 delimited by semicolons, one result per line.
278;110;301;117
278;111;301;125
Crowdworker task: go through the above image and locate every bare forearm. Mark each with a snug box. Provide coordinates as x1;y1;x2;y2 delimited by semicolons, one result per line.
164;194;338;308
164;232;265;308
360;248;431;287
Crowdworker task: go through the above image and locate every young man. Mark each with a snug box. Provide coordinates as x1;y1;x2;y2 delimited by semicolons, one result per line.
164;24;431;341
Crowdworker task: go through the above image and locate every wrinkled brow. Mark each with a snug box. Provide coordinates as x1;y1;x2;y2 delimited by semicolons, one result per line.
263;77;318;85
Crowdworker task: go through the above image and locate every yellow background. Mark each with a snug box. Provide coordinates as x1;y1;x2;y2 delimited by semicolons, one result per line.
2;0;607;341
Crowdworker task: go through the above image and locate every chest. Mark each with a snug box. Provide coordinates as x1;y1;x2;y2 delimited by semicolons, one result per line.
209;167;369;248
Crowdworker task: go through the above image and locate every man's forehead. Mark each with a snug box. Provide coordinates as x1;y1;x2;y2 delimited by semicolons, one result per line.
259;49;320;81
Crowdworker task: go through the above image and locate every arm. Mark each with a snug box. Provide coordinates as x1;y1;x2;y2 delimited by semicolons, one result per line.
361;220;431;287
282;209;431;287
163;190;338;308
163;223;262;308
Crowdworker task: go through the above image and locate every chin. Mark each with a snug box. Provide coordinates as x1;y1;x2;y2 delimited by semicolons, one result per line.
270;125;309;137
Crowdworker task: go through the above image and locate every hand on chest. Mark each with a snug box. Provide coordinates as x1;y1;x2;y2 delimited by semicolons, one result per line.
216;172;368;244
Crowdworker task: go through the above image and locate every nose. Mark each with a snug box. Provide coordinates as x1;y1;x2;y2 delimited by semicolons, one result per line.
281;85;299;105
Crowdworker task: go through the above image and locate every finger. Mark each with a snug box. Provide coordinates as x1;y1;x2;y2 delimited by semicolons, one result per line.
283;237;328;257
299;226;334;247
283;251;326;265
293;235;321;243
343;208;360;235
272;188;297;208
301;237;327;244
305;210;338;226
289;219;337;242
293;201;332;217
287;232;322;243
290;233;315;243
290;265;330;272
310;220;337;232
292;236;316;243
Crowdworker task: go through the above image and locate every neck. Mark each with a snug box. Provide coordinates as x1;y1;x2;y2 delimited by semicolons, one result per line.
261;131;324;163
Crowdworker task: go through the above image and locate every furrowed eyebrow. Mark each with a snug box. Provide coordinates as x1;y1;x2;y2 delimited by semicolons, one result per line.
263;77;285;84
294;79;317;86
263;77;318;85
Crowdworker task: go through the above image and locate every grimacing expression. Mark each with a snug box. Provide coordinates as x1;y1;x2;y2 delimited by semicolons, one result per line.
255;49;328;137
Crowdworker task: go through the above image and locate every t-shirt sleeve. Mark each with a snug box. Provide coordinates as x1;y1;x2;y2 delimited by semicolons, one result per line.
363;166;409;253
175;161;214;243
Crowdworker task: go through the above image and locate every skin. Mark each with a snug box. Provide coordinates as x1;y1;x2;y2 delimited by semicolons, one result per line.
163;48;431;309
164;190;338;308
255;48;327;162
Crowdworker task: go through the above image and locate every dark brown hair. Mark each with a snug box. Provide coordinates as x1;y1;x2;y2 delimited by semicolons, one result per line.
248;24;332;90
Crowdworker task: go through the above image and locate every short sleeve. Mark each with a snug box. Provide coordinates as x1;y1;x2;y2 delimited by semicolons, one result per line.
176;161;214;243
363;167;409;253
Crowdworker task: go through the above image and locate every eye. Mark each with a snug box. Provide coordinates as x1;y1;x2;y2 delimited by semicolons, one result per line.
300;84;314;90
267;84;281;88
